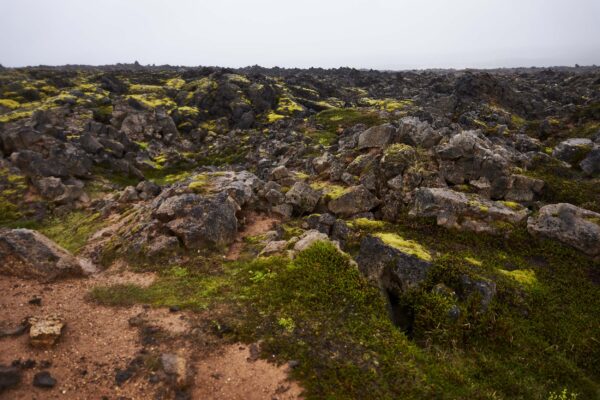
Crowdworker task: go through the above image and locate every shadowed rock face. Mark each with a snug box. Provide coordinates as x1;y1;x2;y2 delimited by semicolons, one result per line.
0;229;84;281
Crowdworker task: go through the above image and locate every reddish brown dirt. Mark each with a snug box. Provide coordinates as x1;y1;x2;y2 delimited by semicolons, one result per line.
193;345;303;400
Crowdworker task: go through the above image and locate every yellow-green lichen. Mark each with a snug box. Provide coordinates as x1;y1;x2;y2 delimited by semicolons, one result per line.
373;232;432;261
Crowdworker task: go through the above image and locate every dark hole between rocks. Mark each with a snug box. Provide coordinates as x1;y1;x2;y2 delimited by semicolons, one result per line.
385;288;414;339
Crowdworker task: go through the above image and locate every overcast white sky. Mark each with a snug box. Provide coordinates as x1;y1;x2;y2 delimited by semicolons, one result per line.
1;0;599;69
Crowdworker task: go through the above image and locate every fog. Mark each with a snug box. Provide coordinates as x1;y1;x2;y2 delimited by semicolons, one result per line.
1;0;599;69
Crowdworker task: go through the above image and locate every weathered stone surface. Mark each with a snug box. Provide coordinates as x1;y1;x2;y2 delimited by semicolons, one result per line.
357;123;396;149
552;138;593;165
328;185;380;217
356;235;432;293
293;230;330;252
580;146;600;176
285;182;320;214
0;229;84;281
527;203;600;256
260;240;288;256
33;371;57;388
410;188;529;234
161;353;188;388
397;116;442;148
29;314;65;347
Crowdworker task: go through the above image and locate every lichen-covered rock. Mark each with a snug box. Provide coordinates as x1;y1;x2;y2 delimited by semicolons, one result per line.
357;123;396;150
0;229;84;281
410;188;529;234
285;181;320;214
293;230;331;252
527;203;600;256
28;314;65;347
552;138;593;165
355;235;432;293
328;185;380;217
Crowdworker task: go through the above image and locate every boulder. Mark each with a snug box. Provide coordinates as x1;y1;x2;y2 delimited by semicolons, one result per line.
580;146;600;176
33;371;57;388
527;203;600;256
355;235;432;293
0;229;84;281
410;188;529;234
504;174;544;202
380;144;416;180
396;116;442;148
328;185;380;217
293;230;331;252
260;240;288;256
357;123;396;150
285;182;320;214
552;138;593;165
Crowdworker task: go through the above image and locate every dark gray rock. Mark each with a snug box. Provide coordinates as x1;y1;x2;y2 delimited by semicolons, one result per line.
0;229;84;281
0;365;21;392
328;185;380;217
285;182;320;214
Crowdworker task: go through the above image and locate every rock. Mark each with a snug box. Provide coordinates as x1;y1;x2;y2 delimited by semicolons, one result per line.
410;188;529;234
380;144;416;180
0;229;84;281
80;133;103;154
33;371;57;388
355;235;432;293
504;174;544;202
397;116;442;148
118;186;139;203
260;240;288;256
580;147;600;176
161;353;188;388
527;203;600;256
293;230;331;252
357;123;396;149
285;182;320;214
328;185;380;217
270;165;289;181
271;203;293;219
165;194;238;249
437;131;511;199
459;274;497;310
29;314;65;347
136;180;161;199
552;138;593;165
0;365;21;392
147;235;180;257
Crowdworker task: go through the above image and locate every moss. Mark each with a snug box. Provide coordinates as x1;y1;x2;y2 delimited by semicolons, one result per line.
126;94;176;110
359;97;413;112
129;84;164;94
498;269;539;289
315;108;382;133
38;211;108;254
176;106;199;117
188;174;212;193
0;110;34;123
0;98;20;109
310;181;346;200
165;77;185;89
276;96;303;115
348;217;387;231
373;232;432;261
500;200;522;210
266;111;285;123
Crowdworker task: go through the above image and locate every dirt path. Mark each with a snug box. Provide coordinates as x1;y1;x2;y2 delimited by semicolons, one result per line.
0;212;302;400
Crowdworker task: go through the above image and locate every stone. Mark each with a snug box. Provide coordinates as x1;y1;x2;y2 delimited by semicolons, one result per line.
504;174;544;202
0;365;21;392
527;203;600;256
118;186;139;203
29;314;65;347
0;229;84;281
293;230;332;252
285;182;320;214
161;353;188;388
357;123;396;149
410;188;529;234
355;235;432;293
580;147;600;176
396;116;442;148
260;240;288;256
328;185;380;217
270;165;289;181
33;371;57;388
552;138;593;165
